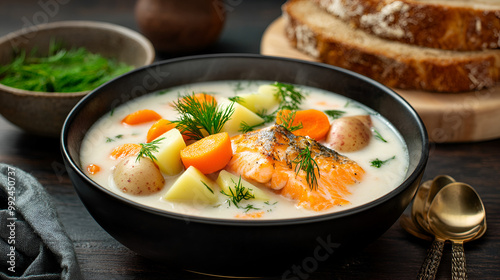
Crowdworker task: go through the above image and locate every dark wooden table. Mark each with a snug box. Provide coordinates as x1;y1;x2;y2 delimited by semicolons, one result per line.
1;1;499;279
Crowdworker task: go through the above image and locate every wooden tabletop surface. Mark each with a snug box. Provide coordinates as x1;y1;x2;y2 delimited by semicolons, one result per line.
1;1;499;279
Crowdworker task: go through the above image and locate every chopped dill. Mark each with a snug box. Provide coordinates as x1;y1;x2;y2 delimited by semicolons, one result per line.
171;92;234;140
272;82;306;111
201;181;214;194
106;134;124;143
228;96;242;103
244;204;261;213
293;144;320;190
373;129;388;143
220;177;255;208
370;156;395;168
277;110;303;132
324;109;346;120
136;137;164;162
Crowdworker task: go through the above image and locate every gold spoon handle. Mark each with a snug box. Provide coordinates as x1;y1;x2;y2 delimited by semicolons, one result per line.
452;242;468;280
417;239;445;280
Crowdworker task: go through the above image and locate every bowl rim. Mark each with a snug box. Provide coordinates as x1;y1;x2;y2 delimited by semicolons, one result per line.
61;53;429;226
0;20;155;98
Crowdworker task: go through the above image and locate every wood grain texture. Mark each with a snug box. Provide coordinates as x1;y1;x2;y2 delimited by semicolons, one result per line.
260;17;500;143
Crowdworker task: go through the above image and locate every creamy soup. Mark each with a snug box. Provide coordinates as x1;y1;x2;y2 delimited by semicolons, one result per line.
80;80;409;219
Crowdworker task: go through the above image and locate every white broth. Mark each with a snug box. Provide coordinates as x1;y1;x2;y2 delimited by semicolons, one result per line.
80;80;409;219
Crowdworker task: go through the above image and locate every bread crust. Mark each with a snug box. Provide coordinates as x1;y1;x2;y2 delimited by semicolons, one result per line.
283;0;500;92
311;0;500;51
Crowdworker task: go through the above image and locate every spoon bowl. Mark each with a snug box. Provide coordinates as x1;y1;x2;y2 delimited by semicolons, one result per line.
428;182;486;242
428;182;486;280
412;175;455;232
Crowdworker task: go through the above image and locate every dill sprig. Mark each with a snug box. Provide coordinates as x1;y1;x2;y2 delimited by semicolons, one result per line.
293;144;320;190
136;137;164;162
171;93;234;140
273;82;306;111
277;110;303;132
324;110;346;120
373;129;388;143
220;177;255;208
370;156;395;168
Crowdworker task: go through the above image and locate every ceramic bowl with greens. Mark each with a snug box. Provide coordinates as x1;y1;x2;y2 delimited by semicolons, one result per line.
0;21;155;137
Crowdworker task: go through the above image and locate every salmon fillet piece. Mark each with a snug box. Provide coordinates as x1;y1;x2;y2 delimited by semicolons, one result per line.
226;125;365;211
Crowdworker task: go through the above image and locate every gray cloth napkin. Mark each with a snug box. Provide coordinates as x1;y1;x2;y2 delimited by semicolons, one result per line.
0;163;82;280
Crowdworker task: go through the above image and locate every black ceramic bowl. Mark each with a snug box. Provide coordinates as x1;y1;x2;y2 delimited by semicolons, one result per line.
61;54;428;277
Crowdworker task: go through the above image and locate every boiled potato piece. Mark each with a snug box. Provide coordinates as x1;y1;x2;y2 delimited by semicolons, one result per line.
164;166;218;205
153;128;186;176
325;115;372;153
236;84;280;113
216;170;269;200
220;100;264;135
113;156;165;195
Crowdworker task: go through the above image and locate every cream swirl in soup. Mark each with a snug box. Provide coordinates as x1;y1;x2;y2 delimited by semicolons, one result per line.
80;81;409;219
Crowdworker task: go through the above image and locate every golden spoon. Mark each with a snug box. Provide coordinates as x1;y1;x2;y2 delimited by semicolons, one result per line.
412;175;456;233
411;175;455;279
427;182;487;280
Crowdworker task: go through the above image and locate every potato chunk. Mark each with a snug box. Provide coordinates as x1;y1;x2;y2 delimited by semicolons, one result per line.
216;170;270;200
325;115;372;153
236;84;280;113
219;100;264;135
163;166;218;205
153;128;186;176
113;156;165;195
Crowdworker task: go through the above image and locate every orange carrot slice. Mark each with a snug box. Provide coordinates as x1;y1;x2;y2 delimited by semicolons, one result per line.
122;109;162;125
147;119;191;143
147;119;176;143
276;109;330;141
110;143;141;160
180;132;232;174
87;164;101;175
180;92;216;105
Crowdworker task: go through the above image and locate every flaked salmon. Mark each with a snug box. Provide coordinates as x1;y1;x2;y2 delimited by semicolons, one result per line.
226;125;364;211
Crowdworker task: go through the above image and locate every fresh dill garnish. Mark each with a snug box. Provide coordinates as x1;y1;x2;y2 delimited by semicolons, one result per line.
373;129;388;143
244;204;261;213
293;144;320;190
106;134;124;143
272;82;306;111
171;93;234;140
239;121;263;134
232;81;245;93
228;96;242;103
370;156;395;168
257;110;276;123
136;137;164;162
0;40;133;92
277;110;303;132
324;110;346;120
220;177;255;208
238;109;277;133
201;181;214;194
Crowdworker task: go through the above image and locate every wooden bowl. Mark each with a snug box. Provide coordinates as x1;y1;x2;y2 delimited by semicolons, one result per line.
0;21;155;137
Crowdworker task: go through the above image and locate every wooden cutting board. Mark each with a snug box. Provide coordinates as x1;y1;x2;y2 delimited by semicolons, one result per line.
260;17;500;143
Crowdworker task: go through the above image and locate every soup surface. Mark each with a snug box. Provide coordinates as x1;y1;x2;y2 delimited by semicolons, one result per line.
80;80;409;219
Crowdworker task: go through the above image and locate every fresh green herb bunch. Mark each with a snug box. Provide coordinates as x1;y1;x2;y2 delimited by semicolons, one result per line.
0;40;133;92
171;93;234;140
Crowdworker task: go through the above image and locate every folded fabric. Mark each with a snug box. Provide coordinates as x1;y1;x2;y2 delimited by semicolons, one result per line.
0;163;82;280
